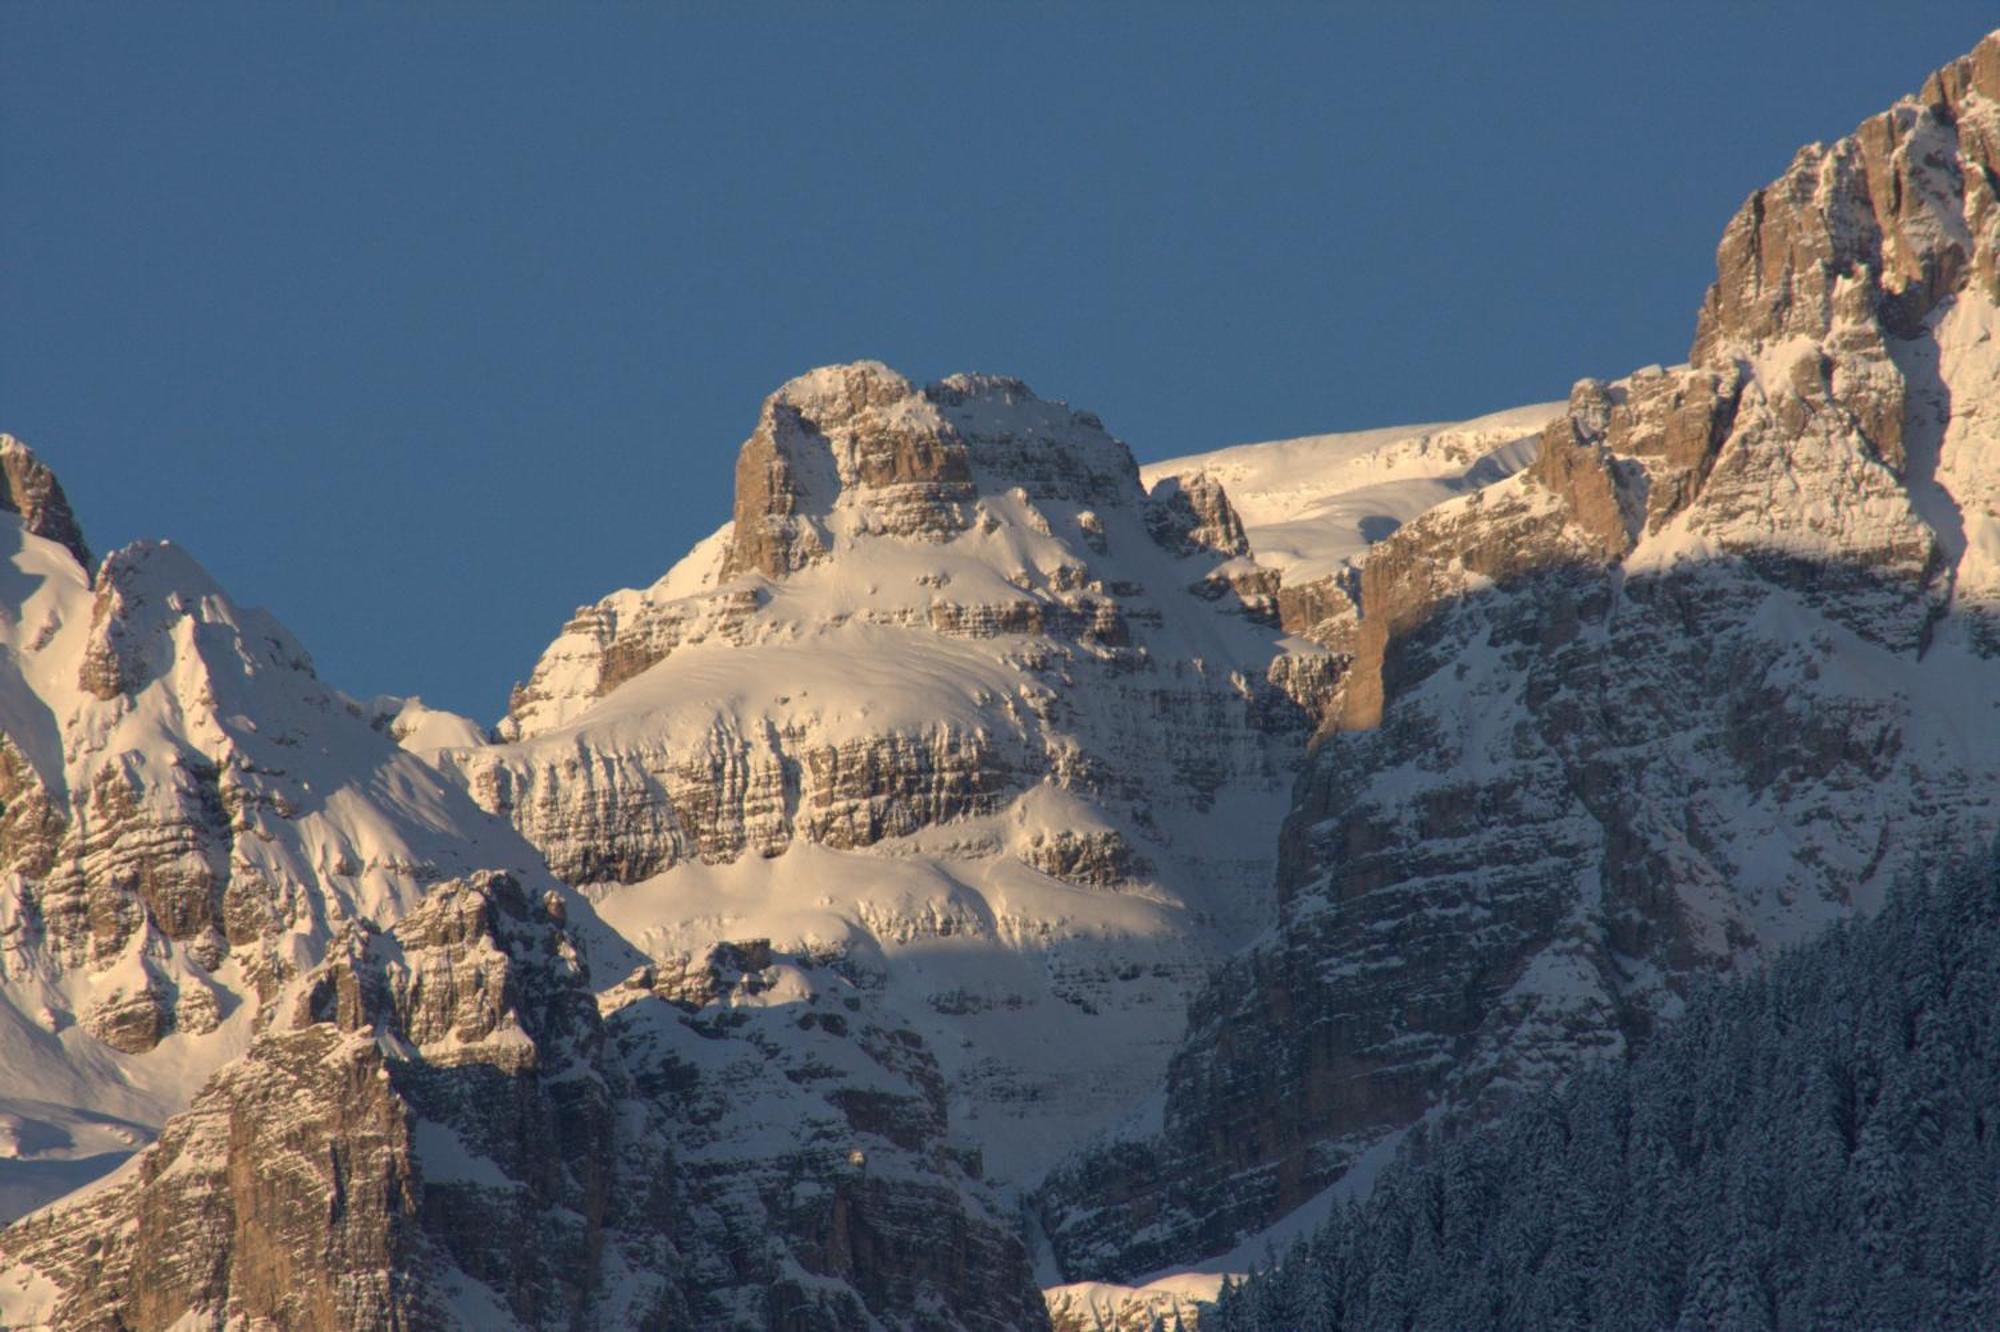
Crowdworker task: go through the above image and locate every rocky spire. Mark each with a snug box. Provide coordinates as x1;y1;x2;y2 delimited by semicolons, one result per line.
0;434;91;575
1693;29;2000;366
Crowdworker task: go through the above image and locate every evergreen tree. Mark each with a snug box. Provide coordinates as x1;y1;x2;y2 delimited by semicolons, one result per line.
1204;839;2000;1331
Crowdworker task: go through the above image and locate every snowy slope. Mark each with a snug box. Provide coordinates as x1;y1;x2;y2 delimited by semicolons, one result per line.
1141;401;1559;584
0;444;555;1223
449;363;1342;1191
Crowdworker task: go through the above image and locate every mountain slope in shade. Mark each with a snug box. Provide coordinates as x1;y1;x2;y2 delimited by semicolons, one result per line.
1;872;1050;1330
1205;842;2000;1331
1039;29;2000;1286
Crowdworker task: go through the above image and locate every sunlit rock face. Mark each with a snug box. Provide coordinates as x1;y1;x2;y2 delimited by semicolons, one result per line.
0;435;89;574
1040;32;2000;1283
454;361;1343;1216
0;436;549;1127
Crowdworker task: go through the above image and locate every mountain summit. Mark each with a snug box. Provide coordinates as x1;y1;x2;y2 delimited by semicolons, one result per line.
1040;27;2000;1286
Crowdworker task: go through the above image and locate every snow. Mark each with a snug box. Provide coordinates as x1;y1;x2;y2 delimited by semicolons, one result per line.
580;836;1220;1186
1036;1130;1407;1327
413;1117;519;1189
1141;401;1560;583
1042;1271;1227;1323
1132;1129;1408;1288
0;1253;58;1330
0;507;565;1225
432;378;1461;1205
361;694;490;755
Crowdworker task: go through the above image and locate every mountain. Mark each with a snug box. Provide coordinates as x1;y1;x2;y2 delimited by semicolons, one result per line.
1038;29;2000;1286
0;412;1059;1328
0;362;1371;1329
7;29;2000;1332
442;361;1345;1195
1203;839;2000;1331
0;435;558;1225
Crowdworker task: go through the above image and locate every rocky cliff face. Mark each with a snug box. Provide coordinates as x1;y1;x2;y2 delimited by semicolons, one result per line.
1;526;542;1035
2;870;1047;1330
1039;32;2000;1283
0;455;561;1239
451;362;1340;1201
0;438;1061;1328
1;871;670;1330
0;436;88;575
605;937;1048;1330
11;34;2000;1330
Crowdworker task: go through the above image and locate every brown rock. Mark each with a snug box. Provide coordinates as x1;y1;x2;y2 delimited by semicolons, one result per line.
0;434;91;574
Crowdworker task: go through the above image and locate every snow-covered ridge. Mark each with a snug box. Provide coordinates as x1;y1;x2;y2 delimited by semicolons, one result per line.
0;451;558;1226
1140;401;1560;585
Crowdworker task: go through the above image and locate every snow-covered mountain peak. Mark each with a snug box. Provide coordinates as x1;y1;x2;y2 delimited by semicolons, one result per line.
77;538;316;703
501;361;1294;743
456;363;1355;1204
0;448;561;1227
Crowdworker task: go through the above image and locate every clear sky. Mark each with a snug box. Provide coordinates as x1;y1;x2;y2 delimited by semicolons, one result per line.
5;4;1995;722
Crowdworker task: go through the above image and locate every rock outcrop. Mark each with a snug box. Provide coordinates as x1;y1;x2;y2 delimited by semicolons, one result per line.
723;361;979;581
0;435;88;575
2;872;667;1330
0;510;547;1069
1144;472;1250;560
3;871;1050;1330
1041;30;2000;1283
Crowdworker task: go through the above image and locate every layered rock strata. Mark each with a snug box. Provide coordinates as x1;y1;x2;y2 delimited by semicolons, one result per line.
1041;31;2000;1283
453;362;1342;1196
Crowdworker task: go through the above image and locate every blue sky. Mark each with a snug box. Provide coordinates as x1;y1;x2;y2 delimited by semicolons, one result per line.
5;4;1995;720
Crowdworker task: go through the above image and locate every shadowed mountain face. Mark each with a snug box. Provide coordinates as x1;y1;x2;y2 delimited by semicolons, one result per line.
1203;844;2000;1332
1;867;1054;1330
1038;30;2000;1284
